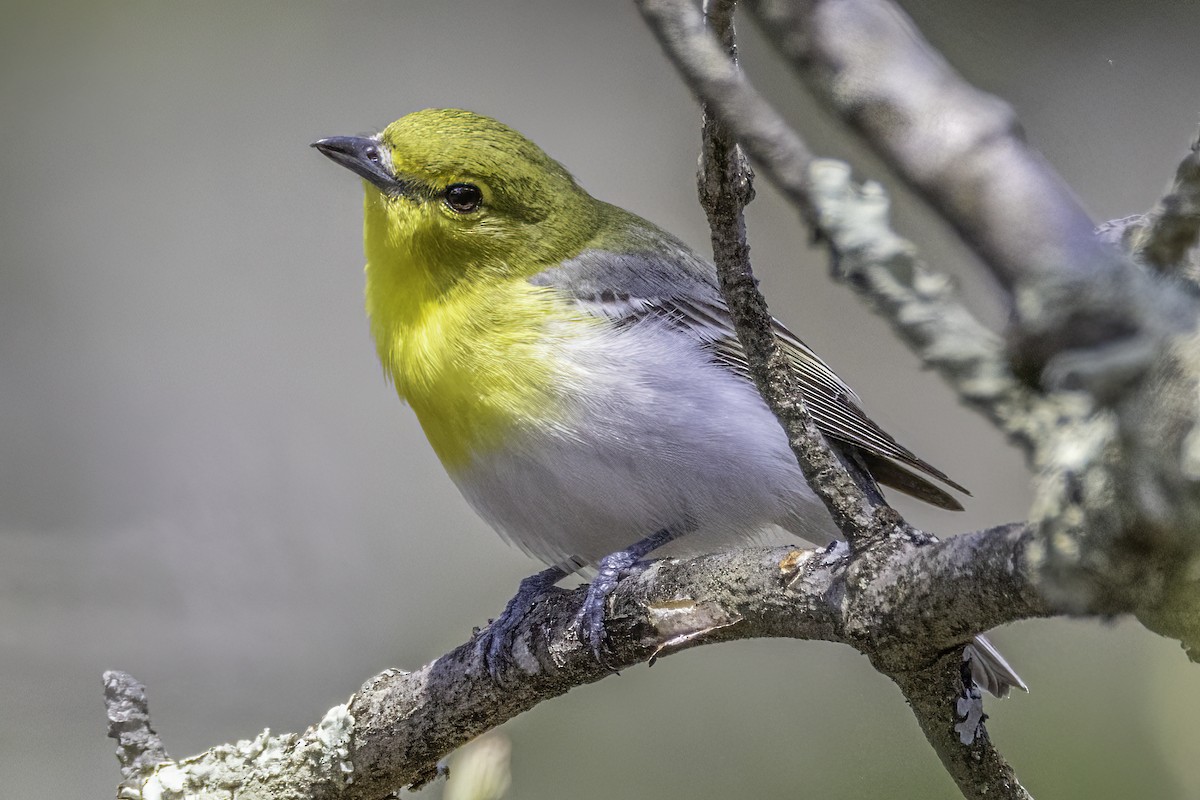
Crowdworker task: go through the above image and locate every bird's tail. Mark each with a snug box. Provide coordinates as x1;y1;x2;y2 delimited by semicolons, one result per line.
965;635;1027;698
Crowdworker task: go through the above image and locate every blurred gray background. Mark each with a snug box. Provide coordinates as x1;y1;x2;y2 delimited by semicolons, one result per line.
3;1;1199;797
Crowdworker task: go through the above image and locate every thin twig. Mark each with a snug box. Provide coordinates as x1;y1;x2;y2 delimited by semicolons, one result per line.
697;0;890;544
639;0;817;219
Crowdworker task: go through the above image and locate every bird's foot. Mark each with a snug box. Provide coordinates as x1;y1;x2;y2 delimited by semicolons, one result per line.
573;529;675;669
574;550;642;669
476;565;566;684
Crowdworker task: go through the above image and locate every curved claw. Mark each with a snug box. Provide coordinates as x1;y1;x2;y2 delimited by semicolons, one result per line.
573;549;640;669
573;529;676;669
481;532;675;681
476;566;567;684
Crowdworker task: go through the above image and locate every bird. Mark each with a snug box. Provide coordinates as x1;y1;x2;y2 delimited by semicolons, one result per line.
312;108;1025;697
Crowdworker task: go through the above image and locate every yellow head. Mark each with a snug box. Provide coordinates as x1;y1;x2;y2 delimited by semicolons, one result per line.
313;109;609;465
315;108;604;296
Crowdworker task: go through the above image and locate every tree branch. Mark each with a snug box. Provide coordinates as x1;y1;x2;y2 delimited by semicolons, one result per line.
640;0;1200;613
892;655;1029;799
636;0;1042;457
104;526;1053;799
1097;131;1200;286
804;160;1046;455
682;10;1034;793
742;0;1184;380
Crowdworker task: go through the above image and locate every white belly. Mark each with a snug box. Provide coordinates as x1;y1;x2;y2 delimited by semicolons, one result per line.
448;320;835;567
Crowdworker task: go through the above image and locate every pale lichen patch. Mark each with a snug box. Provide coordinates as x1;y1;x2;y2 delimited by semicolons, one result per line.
140;764;186;800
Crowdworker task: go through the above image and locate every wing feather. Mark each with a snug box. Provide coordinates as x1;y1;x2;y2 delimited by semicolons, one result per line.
531;238;967;509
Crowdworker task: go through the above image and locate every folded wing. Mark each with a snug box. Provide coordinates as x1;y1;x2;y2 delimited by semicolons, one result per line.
532;230;967;510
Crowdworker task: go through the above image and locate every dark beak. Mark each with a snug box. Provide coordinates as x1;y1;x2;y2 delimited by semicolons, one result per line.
311;135;399;195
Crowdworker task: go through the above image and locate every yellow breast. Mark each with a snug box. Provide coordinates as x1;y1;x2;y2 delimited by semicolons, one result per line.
368;269;592;469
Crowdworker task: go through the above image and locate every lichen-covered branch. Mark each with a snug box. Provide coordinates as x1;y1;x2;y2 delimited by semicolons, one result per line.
891;655;1030;800
104;527;1053;800
804;160;1045;454
742;0;1182;381
1096;132;1200;286
742;0;1097;291
637;0;1039;457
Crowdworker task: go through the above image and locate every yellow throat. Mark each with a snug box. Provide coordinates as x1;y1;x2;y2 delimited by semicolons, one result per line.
327;109;619;469
362;189;594;470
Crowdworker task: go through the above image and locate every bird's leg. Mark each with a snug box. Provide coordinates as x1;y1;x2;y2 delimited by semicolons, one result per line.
576;528;676;667
478;563;570;683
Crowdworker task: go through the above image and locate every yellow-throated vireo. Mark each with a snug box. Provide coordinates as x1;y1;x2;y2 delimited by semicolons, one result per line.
313;108;1024;697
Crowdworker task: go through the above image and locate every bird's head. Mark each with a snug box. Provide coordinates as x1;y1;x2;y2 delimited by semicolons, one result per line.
314;108;602;282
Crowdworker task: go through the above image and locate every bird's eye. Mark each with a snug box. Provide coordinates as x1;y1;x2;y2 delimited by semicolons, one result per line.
444;183;483;213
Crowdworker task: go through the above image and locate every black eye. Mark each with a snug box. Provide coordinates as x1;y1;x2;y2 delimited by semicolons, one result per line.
444;183;482;213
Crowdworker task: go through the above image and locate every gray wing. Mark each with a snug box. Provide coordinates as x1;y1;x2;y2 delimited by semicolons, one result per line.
533;240;967;509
